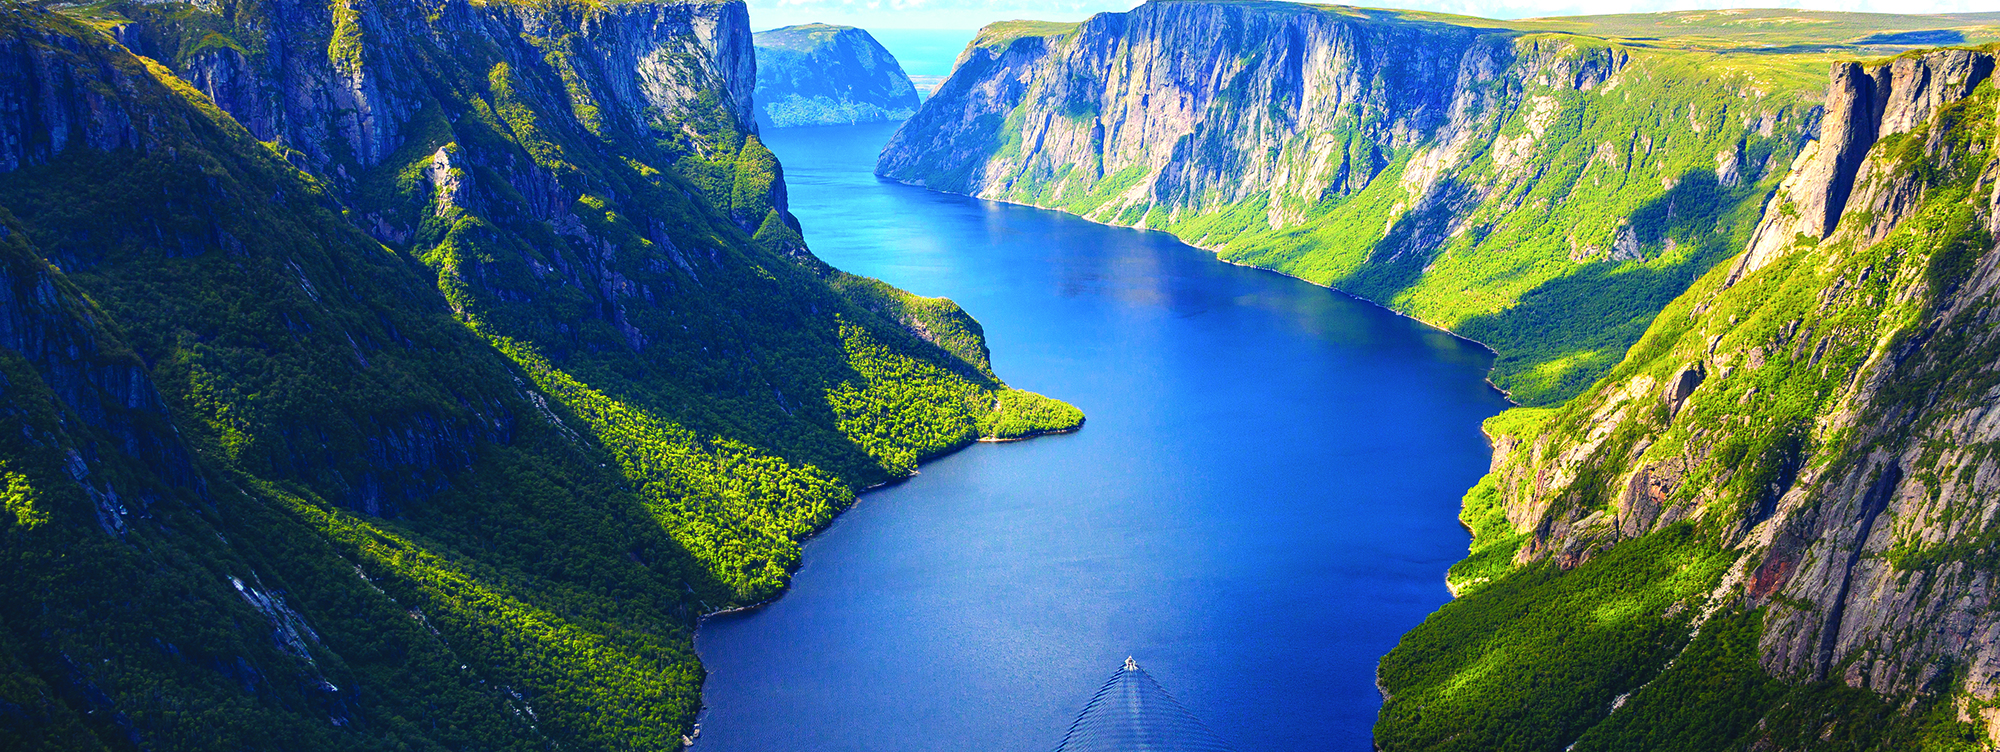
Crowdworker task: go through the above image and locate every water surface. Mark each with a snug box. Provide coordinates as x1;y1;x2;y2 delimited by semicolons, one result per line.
694;122;1509;752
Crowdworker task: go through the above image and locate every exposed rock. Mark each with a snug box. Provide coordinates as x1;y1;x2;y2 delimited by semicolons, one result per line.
1664;361;1704;415
1611;223;1642;262
1716;141;1743;188
108;0;763;180
0;24;143;170
879;2;1506;216
423;143;472;216
753;24;917;128
1735;51;1995;283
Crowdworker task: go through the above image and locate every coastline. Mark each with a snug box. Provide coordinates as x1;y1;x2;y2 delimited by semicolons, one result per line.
689;405;1084;747
695;410;1083;623
698;139;1506;750
977;419;1086;443
881;176;1521;407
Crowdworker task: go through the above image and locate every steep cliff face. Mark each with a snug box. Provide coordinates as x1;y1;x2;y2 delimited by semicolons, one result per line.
107;0;761;189
880;0;1832;406
753;23;917;128
104;0;773;229
1377;49;2000;751
881;7;1494;216
0;2;1077;750
1736;50;1998;280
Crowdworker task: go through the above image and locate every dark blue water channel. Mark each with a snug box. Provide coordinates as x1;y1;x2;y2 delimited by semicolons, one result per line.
692;122;1510;752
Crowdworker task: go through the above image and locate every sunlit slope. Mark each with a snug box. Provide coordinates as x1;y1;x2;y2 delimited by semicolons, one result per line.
0;1;1077;750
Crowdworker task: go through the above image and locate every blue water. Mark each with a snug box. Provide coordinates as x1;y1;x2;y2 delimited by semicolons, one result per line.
693;122;1509;752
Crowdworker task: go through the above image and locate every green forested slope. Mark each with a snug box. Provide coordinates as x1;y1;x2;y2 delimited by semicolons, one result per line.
0;2;1077;750
1376;49;2000;751
1184;38;1810;405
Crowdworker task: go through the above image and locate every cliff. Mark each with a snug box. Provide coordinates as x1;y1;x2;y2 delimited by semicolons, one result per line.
880;1;2000;406
1376;49;2000;751
0;1;1076;750
753;23;918;128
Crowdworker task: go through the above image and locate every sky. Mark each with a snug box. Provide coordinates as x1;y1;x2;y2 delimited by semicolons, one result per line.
745;0;2000;33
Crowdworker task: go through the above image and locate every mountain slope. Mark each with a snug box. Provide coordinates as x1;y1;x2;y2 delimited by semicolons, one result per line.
879;0;2000;406
1376;48;2000;751
0;1;1077;749
753;23;919;128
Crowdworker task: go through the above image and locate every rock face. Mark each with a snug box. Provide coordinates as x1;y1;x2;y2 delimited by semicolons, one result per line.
753;23;917;128
880;5;1495;215
85;0;805;520
1378;48;2000;751
111;0;768;217
1735;50;1998;280
880;0;1824;407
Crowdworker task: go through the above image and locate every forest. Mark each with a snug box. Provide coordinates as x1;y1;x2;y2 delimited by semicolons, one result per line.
0;2;1077;749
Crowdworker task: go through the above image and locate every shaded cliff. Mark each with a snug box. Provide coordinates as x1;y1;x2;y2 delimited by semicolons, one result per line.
881;1;2000;405
1377;49;2000;751
753;23;917;128
0;1;1077;749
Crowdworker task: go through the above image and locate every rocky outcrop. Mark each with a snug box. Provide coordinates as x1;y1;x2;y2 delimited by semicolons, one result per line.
83;0;815;517
1414;48;2000;749
0;22;145;170
880;0;1821;406
0;7;501;516
753;23;917;128
1735;50;1996;281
